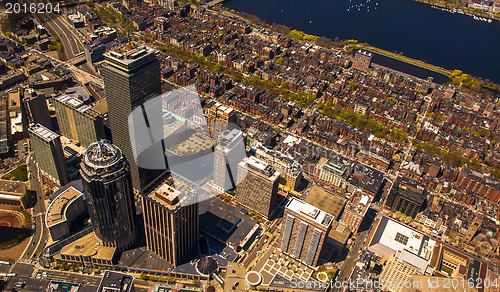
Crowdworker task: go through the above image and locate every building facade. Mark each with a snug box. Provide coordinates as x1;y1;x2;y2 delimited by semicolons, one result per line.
279;198;333;266
255;143;302;190
235;156;279;219
340;192;370;233
352;50;373;72
53;94;105;148
213;129;245;193
142;183;199;266
206;102;237;139
379;250;424;292
385;176;427;218
28;124;68;186
315;157;348;190
80;140;137;252
45;186;87;241
101;45;162;191
20;88;51;132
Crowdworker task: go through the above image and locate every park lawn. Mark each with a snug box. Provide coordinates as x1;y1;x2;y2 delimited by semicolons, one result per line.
1;164;28;182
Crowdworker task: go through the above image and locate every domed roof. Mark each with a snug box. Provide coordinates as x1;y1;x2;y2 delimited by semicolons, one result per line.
196;256;218;276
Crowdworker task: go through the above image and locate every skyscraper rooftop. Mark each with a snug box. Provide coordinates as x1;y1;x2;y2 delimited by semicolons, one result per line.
29;123;59;142
83;140;122;169
104;44;157;68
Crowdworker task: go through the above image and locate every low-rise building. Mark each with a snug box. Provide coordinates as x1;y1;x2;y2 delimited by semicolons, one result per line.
45;187;87;241
340;192;370;233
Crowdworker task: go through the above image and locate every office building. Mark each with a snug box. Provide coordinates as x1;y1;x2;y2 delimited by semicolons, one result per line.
368;216;435;259
84;41;106;65
352;50;373;72
385;176;427;218
255;143;302;190
21;88;51;130
213;129;245;193
53;94;105;148
315;157;349;190
340;192;370;233
279;198;333;266
97;270;135;292
0;179;30;208
379;250;427;292
45;186;87;241
206;103;237;139
29;124;69;186
101;44;162;191
80;140;137;251
235;157;280;220
142;183;199;266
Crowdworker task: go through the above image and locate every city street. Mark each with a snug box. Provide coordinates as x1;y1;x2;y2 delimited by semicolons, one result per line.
335;229;370;291
17;154;49;264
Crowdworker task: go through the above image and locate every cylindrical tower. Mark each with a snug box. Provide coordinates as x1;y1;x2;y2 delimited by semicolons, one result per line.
80;140;137;251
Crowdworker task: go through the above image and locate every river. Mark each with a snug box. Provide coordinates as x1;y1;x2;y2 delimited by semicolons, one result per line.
222;0;500;84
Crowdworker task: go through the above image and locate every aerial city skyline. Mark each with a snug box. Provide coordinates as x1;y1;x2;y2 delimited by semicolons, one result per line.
0;0;499;291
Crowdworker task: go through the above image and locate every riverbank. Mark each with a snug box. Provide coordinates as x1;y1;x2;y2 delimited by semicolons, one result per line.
215;6;453;79
412;0;499;21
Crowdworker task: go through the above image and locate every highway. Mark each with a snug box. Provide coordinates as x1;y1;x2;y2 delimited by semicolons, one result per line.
21;0;97;75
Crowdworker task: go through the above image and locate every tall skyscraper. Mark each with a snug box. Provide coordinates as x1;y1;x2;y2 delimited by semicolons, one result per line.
279;198;333;266
235;157;279;219
213;129;245;193
28;124;68;186
21;88;51;131
101;45;162;191
80;140;137;252
142;182;199;266
53;94;105;148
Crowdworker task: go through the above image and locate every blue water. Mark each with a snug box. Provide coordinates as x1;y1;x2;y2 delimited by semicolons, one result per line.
223;0;500;83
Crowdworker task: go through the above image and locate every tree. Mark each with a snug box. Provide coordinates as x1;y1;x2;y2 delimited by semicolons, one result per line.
286;29;305;40
386;97;396;104
346;81;357;90
304;35;319;42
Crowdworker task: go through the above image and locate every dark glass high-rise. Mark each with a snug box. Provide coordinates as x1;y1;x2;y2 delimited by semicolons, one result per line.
80;140;137;251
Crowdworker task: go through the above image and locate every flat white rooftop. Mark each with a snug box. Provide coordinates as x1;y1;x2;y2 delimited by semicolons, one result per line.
369;216;435;258
286;198;333;227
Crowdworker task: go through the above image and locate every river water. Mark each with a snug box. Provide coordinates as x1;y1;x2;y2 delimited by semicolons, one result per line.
223;0;500;84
